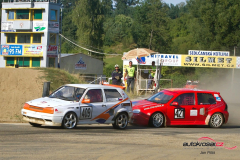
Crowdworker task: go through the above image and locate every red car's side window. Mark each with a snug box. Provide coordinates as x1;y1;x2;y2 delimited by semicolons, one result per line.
173;93;195;105
197;93;216;105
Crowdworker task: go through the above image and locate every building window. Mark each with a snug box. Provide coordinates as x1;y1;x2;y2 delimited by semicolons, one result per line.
8;10;14;20
6;57;15;66
33;34;41;43
7;33;15;43
17;33;31;43
32;57;40;67
50;10;57;21
16;10;29;19
17;57;30;67
49;33;56;45
33;10;42;20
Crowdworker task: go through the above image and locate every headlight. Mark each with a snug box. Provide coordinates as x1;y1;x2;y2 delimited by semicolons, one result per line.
133;109;141;114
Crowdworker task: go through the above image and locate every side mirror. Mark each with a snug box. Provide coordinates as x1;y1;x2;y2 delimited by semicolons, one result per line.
171;102;179;106
82;99;90;103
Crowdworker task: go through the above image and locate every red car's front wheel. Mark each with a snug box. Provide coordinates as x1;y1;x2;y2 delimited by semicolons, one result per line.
149;112;164;128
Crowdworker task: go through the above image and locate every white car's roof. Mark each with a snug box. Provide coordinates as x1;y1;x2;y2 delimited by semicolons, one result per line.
65;84;122;90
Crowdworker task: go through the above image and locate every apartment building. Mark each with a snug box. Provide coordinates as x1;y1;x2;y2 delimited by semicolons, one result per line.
0;0;60;68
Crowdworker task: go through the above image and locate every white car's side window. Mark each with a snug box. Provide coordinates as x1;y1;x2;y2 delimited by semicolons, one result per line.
104;89;122;102
84;89;103;103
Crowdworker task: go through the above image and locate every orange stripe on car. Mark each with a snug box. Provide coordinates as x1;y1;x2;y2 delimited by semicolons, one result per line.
91;98;129;121
23;103;54;114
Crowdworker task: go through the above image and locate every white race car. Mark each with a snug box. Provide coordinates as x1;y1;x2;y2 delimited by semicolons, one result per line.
21;84;132;129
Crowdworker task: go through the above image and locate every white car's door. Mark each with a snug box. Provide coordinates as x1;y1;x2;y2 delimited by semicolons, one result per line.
103;89;124;123
78;89;109;124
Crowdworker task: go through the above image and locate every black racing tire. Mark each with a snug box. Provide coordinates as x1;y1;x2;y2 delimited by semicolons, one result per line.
149;112;164;128
62;112;78;129
112;112;128;129
29;122;42;127
209;113;224;128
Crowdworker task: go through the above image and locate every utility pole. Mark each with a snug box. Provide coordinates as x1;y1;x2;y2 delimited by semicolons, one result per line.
59;4;63;68
231;46;237;88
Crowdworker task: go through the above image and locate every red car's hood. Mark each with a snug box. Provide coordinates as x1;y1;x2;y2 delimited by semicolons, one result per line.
132;100;159;110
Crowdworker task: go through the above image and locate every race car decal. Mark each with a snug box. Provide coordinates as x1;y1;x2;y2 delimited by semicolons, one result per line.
190;110;197;116
91;98;129;123
174;108;185;119
80;106;92;119
216;97;221;101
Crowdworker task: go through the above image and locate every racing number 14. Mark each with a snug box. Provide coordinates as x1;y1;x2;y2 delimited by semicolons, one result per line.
80;107;92;119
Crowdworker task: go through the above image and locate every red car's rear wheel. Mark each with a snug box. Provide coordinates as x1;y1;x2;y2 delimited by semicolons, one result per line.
209;113;224;128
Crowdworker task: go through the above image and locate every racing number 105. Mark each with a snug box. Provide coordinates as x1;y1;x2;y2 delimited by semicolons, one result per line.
80;107;92;119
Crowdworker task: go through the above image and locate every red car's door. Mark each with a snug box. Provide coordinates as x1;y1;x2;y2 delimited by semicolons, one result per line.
194;92;217;125
167;93;197;125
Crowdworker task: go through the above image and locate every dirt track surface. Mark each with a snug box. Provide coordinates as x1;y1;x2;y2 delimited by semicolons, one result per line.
0;68;44;122
0;104;239;160
0;121;239;160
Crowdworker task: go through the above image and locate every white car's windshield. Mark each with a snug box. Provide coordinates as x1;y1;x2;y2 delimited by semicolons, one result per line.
49;86;86;101
147;91;173;104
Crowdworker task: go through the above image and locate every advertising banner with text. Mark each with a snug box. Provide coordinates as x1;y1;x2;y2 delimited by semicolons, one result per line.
123;54;181;66
23;45;43;56
181;55;236;68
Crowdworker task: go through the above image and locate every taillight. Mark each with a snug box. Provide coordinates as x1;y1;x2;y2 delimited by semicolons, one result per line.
225;104;228;111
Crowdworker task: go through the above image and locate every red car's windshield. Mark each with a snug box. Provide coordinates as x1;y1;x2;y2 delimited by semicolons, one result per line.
147;91;174;104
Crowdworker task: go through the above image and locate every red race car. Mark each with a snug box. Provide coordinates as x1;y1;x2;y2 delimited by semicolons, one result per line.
131;88;229;128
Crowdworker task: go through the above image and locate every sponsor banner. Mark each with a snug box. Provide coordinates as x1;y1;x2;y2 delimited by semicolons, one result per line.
123;54;181;66
47;45;58;52
48;22;59;33
23;45;43;56
1;45;22;55
75;57;87;70
236;57;240;69
1;22;15;32
33;21;47;32
188;50;230;56
47;45;58;57
181;55;236;68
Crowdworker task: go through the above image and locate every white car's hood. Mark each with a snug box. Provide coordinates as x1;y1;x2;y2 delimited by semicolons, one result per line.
27;97;74;108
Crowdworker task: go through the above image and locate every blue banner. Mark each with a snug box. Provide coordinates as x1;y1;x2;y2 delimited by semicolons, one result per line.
1;45;23;56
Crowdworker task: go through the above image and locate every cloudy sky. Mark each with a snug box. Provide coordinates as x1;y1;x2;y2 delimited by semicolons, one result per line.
163;0;186;5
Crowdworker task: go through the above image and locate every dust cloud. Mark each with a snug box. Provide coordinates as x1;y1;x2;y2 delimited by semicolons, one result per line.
198;69;240;104
198;68;240;125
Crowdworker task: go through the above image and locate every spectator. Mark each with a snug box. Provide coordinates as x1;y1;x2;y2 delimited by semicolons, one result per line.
124;61;136;93
112;64;122;85
147;61;156;89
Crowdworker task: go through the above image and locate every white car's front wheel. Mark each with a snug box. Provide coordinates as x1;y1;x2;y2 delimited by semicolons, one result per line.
62;112;77;129
29;122;42;127
112;113;128;129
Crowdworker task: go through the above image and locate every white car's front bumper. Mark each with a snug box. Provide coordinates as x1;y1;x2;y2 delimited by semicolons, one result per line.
21;109;63;126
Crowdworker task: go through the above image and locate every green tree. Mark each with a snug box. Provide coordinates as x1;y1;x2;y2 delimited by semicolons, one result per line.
132;0;171;52
72;0;104;52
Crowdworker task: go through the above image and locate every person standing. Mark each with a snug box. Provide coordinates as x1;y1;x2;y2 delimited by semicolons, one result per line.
124;61;136;93
112;64;122;85
147;61;156;89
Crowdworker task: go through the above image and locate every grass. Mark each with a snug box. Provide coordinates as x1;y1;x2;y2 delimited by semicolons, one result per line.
35;68;86;92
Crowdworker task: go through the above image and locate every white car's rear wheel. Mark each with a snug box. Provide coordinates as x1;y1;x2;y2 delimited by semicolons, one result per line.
62;112;77;129
209;113;224;128
112;113;128;129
